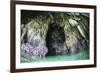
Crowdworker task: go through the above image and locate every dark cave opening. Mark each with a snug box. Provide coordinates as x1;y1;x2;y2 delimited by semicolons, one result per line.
46;23;66;56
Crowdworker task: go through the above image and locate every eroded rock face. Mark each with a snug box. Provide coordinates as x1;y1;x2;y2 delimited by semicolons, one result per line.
21;12;50;58
63;13;89;54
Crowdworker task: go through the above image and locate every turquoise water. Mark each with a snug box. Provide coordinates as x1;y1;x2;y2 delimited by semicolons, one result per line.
21;49;89;63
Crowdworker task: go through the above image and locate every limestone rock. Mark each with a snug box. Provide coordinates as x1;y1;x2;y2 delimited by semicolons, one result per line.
69;18;78;26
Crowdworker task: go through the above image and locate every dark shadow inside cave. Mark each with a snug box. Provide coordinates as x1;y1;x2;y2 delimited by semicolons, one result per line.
46;23;66;56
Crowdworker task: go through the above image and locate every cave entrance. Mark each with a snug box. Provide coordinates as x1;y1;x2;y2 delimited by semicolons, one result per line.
46;23;66;56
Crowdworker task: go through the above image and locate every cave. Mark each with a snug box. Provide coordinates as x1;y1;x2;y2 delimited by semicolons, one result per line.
46;23;66;56
21;10;90;62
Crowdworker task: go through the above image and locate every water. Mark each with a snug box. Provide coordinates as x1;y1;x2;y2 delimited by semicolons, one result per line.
21;49;89;63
